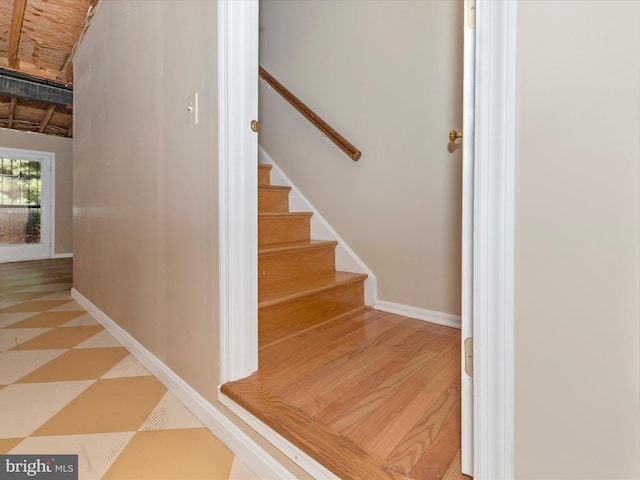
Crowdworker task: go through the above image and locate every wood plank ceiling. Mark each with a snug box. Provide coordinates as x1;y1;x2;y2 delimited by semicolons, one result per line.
0;0;98;138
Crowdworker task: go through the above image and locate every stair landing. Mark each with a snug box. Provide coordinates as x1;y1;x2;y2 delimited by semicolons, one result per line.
221;309;466;480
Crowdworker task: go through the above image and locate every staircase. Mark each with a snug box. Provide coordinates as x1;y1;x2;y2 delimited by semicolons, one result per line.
258;163;368;347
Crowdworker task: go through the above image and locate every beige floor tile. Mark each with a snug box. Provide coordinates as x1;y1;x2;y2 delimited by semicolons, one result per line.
32;376;168;436
11;432;136;480
0;300;72;313
0;381;94;438
74;330;121;349
61;312;99;327
6;311;85;328
229;457;261;480
0;312;38;328
0;328;51;352
16;347;130;383
48;301;84;312
103;428;235;480
102;355;151;378
0;349;67;384
140;392;204;431
11;325;104;350
0;438;23;454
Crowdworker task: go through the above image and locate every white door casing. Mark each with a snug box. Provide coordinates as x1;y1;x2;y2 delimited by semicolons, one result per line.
218;0;259;384
472;1;516;478
217;0;517;477
461;0;476;475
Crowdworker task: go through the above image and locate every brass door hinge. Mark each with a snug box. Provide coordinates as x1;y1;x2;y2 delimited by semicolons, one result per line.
251;120;261;133
464;337;473;377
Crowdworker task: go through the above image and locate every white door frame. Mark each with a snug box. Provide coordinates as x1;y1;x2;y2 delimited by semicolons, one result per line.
461;0;476;474
218;0;259;384
218;0;517;477
0;147;55;263
472;1;516;478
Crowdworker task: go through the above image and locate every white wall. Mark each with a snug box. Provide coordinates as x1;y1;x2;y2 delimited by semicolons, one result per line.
514;2;640;478
0;127;73;255
259;0;464;315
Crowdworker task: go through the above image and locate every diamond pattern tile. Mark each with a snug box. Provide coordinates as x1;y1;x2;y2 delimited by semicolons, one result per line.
0;258;257;479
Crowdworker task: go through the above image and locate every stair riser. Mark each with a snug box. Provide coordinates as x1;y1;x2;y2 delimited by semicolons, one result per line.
259;281;365;346
259;247;336;290
259;189;289;213
259;217;310;245
258;165;271;186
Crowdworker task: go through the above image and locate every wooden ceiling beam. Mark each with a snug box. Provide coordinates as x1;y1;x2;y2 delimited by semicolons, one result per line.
8;97;17;128
0;58;67;84
8;0;28;68
38;105;55;133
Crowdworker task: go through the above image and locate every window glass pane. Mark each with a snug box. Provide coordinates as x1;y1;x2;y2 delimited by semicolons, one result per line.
0;158;42;245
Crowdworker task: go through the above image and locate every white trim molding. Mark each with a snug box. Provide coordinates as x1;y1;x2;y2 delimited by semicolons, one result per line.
258;146;378;306
218;0;259;384
0;146;55;263
71;288;293;480
374;301;461;329
473;1;516;478
52;253;73;259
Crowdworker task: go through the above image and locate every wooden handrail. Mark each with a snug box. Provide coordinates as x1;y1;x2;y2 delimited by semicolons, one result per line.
259;66;361;162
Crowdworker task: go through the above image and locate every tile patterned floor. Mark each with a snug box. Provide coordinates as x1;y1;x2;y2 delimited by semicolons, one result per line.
0;258;259;480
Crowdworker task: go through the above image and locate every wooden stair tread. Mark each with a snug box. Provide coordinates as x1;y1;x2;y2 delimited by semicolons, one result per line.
258;184;291;192
259;211;312;218
220;379;411;480
258;163;272;170
259;271;367;308
259;239;338;256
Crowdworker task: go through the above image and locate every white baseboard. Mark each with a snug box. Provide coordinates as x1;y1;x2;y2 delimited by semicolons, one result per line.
71;288;293;480
52;253;73;259
374;300;461;329
219;392;340;480
258;145;378;306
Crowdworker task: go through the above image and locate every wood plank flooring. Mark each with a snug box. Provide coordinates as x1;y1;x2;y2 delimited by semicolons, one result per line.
222;309;470;480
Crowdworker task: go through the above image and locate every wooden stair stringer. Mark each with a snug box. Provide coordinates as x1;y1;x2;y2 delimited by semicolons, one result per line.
220;378;413;480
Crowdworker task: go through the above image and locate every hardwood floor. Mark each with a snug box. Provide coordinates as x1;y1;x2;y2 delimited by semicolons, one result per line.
222;309;468;480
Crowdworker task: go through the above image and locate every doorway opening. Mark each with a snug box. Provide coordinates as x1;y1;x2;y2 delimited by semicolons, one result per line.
218;0;516;478
222;1;467;478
